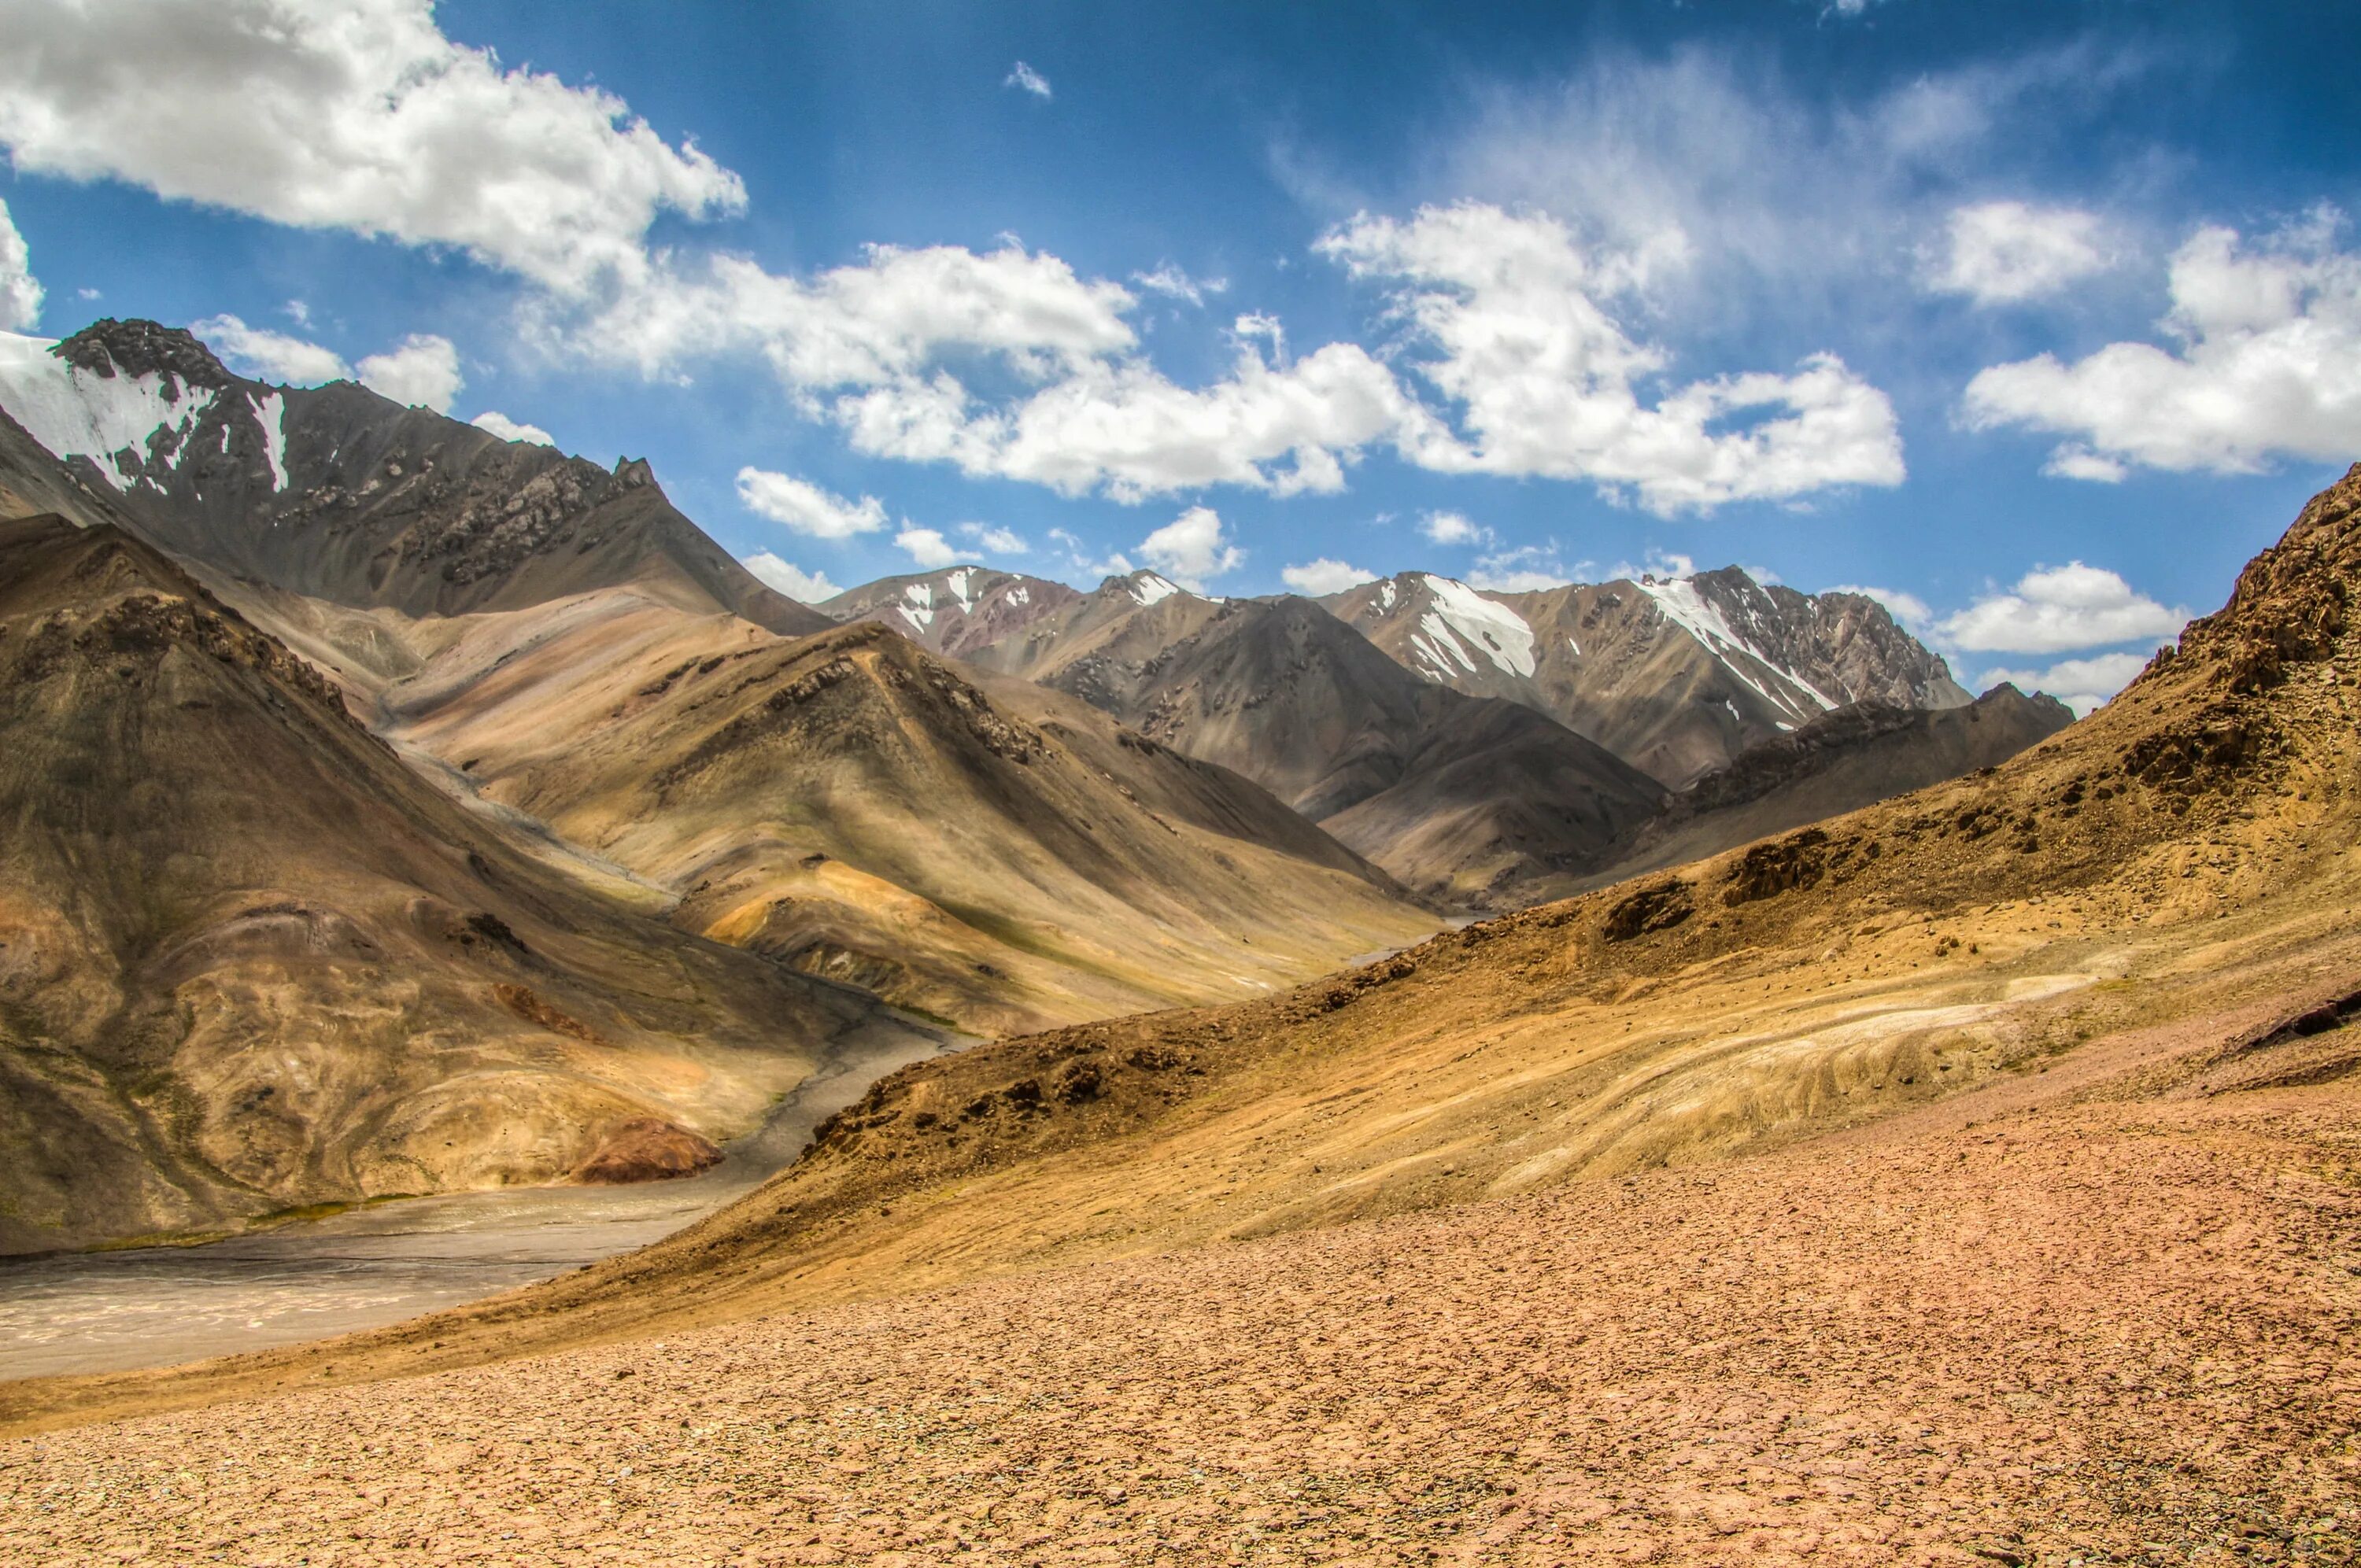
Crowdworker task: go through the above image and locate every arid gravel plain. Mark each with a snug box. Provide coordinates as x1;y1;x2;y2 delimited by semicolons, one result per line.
6;988;2355;1566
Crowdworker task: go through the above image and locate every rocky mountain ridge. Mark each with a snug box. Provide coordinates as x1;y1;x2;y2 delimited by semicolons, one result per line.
0;320;827;635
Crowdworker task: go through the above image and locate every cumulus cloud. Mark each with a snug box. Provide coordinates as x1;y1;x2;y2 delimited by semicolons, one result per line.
1048;527;1136;582
1935;562;2187;655
1317;203;1905;513
0;0;743;294
735;468;889;537
191;313;352;384
1137;506;1243;590
896;526;960;568
959;522;1027;554
1927;201;2114;305
1281;558;1378;596
1979;650;2149;717
1132;264;1226;307
0;197;43;330
471;410;554;445
1965;212;2361;477
356;333;462;411
1005;61;1051;99
741;550;841;603
1469;544;1581;593
1421;510;1489;546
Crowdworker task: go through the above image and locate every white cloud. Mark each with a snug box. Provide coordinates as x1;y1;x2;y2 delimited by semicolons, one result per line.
1965;212;2361;477
1317;203;1905;513
356;333;462;411
1420;510;1488;546
1469;544;1580;593
1281;558;1377;596
741;550;841;603
284;298;311;328
76;286;100;301
2040;445;2127;483
589;241;1136;388
1928;201;2113;305
1047;526;1135;582
1979;651;2149;718
1137;506;1242;590
735;467;889;537
1005;61;1052;100
1823;583;1934;628
959;522;1027;555
0;197;42;330
0;0;744;294
1607;548;1697;582
471;410;554;446
1935;562;2187;655
1132;264;1226;307
190;313;351;384
896;526;960;569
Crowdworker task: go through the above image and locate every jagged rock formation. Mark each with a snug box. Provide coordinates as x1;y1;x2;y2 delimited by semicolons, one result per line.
968;578;1666;907
1325;568;1972;787
0;321;829;634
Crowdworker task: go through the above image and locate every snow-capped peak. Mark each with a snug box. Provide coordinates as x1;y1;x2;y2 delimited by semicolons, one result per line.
1128;571;1182;607
0;330;220;491
1406;574;1537;682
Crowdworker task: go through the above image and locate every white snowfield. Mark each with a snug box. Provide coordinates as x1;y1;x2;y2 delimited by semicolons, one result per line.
1409;573;1537;682
896;580;937;629
1128;572;1182;607
943;566;980;614
0;330;291;495
1635;576;1841;721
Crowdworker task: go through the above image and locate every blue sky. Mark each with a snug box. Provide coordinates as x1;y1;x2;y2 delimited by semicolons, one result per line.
3;1;2359;710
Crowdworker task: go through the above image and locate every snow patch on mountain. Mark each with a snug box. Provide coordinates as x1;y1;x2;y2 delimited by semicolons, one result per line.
1129;572;1182;607
250;390;290;492
1637;576;1838;720
898;581;937;629
0;330;217;489
944;567;979;614
1412;574;1537;681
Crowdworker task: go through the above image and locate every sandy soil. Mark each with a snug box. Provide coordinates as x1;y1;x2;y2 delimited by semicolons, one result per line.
4;1000;2355;1566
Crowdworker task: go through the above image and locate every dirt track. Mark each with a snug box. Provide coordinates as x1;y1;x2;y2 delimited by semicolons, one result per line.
5;1011;2355;1566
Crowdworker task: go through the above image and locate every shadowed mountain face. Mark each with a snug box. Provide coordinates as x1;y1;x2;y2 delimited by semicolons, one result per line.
377;602;1435;1035
968;579;1668;907
819;566;1081;658
0;321;829;636
1325;569;1972;788
0;515;903;1254
1591;683;2077;887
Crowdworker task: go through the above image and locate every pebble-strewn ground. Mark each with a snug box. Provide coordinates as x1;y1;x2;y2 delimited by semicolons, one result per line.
5;1046;2356;1566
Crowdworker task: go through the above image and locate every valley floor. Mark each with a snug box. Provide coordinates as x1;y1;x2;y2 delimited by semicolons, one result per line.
4;982;2355;1565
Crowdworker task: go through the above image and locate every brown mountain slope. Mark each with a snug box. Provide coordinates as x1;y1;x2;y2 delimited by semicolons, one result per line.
51;460;2352;1393
0;319;828;636
818;564;1081;657
1588;681;2077;888
973;583;1667;906
0;516;923;1255
9;473;2360;1560
1325;568;1972;786
373;594;1435;1035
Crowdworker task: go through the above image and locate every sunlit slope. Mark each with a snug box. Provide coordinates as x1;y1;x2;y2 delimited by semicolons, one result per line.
381;599;1437;1035
430;459;2361;1322
0;517;903;1253
6;466;2356;1439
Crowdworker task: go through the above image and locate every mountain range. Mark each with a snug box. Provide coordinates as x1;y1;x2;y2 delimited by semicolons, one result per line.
0;315;2070;1245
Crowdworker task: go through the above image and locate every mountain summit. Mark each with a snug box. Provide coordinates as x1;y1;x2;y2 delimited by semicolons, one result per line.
0;320;827;635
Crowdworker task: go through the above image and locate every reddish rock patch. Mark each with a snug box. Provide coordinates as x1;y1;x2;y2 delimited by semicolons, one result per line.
569;1119;722;1184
